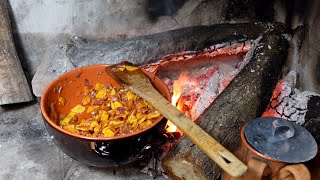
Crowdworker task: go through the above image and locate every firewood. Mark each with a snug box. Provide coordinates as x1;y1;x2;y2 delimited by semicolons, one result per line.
162;32;290;179
0;0;33;105
32;22;287;97
66;22;287;68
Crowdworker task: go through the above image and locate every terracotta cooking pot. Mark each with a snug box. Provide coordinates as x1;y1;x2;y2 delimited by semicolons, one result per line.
40;64;171;167
222;124;311;180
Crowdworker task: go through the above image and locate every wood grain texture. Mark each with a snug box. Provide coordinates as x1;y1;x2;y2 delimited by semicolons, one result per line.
67;22;287;68
0;0;33;105
162;31;290;180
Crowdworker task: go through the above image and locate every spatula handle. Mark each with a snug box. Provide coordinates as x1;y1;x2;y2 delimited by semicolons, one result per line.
130;85;248;178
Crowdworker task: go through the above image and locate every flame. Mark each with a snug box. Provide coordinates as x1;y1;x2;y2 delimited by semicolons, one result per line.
172;72;187;106
166;72;187;132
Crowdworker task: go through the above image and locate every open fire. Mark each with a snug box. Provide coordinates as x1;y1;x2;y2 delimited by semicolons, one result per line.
141;42;251;133
28;19;301;179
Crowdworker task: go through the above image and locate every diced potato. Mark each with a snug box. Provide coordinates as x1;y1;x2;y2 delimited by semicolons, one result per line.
87;106;99;114
147;111;161;119
58;80;160;138
94;110;103;121
128;109;136;119
125;66;139;71
107;109;116;117
89;121;99;131
71;104;86;114
101;110;109;121
76;119;91;130
126;91;136;100
82;96;91;105
136;101;146;110
94;83;103;91
109;121;124;126
131;119;138;128
136;112;143;119
124;110;130;115
140;122;147;129
143;100;150;106
111;101;123;110
93;126;101;134
63;125;77;133
75;125;90;131
128;118;137;125
110;88;116;96
146;120;153;126
96;88;107;99
60;112;77;126
102;128;115;137
58;96;66;106
138;116;147;124
117;65;126;71
101;120;109;129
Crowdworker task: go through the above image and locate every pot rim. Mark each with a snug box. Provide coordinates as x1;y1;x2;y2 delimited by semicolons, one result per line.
40;64;170;141
241;124;282;162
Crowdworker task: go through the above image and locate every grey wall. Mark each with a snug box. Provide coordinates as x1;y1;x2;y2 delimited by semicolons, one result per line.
274;0;320;93
8;0;227;79
291;1;320;93
7;0;273;80
8;0;319;94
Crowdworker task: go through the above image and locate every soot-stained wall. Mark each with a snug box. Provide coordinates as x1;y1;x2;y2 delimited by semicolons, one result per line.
6;0;320;93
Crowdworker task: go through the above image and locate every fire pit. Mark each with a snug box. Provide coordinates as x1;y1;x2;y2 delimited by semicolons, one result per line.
32;22;292;179
2;1;320;180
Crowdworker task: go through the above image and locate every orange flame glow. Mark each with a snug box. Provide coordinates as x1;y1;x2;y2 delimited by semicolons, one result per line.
166;72;188;132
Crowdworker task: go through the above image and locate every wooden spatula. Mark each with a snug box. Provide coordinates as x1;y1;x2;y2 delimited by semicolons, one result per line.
106;63;247;178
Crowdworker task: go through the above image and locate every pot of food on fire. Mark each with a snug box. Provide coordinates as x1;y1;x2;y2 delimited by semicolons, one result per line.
40;64;171;167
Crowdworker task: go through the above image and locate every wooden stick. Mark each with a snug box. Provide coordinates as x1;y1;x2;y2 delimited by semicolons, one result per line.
0;0;33;105
106;65;247;178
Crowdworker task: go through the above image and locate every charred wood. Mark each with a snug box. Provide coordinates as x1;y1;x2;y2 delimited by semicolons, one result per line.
66;22;287;67
0;0;33;105
304;96;320;143
162;31;290;179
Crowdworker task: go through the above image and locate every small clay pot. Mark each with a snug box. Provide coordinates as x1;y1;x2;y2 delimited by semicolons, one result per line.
222;124;311;180
40;64;171;167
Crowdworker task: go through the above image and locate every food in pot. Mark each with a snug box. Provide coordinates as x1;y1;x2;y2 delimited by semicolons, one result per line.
58;82;161;138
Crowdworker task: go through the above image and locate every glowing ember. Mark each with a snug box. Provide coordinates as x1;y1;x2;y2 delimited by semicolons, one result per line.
165;56;245;132
141;42;252;133
172;72;189;108
166;120;177;133
171;78;183;106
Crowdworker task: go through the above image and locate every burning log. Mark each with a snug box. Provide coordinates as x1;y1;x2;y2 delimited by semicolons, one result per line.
263;70;320;143
32;22;287;97
0;0;33;105
162;32;290;179
66;22;287;67
152;42;251;120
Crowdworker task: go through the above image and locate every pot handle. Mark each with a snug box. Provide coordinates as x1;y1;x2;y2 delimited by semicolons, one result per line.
245;158;270;180
278;164;311;180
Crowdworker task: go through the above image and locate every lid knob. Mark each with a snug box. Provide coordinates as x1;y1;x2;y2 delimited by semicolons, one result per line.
272;119;295;141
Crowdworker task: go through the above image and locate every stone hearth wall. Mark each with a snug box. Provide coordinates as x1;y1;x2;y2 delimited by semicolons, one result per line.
7;0;273;80
6;0;320;93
